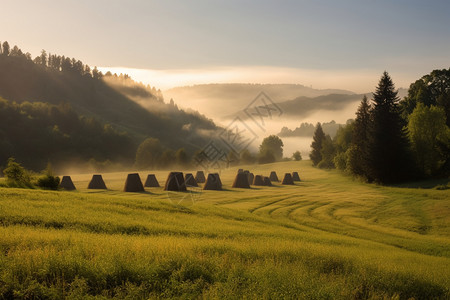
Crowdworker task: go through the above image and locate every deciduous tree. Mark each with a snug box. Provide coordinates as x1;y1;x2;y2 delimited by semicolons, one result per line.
292;151;302;161
408;103;449;176
259;135;284;161
135;138;163;169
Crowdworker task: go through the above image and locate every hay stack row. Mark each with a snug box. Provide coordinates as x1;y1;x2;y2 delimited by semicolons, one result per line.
232;170;301;188
58;170;301;192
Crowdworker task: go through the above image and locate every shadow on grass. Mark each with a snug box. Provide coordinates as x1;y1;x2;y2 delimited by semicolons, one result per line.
389;178;449;189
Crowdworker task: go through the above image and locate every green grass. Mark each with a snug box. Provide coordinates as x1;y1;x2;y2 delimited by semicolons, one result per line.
0;161;449;299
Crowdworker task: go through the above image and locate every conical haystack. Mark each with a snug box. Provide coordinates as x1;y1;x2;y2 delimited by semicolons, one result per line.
203;173;222;190
253;175;265;186
88;174;107;189
232;172;250;188
282;173;294;185
144;174;160;187
184;173;198;187
124;173;145;192
195;171;206;183
269;171;279;182
247;173;254;185
59;176;76;190
263;176;272;186
238;168;244;174
164;172;187;191
292;172;301;181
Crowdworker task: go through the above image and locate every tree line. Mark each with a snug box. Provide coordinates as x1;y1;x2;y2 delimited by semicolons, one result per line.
278;120;346;138
310;70;449;183
134;134;295;170
0;40;102;78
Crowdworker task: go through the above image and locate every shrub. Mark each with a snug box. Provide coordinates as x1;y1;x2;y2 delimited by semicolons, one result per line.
3;157;33;188
258;149;276;164
36;163;60;190
240;149;256;165
292;151;302;161
36;174;60;190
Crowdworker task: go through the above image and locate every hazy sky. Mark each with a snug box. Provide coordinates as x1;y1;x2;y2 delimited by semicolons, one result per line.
2;0;450;92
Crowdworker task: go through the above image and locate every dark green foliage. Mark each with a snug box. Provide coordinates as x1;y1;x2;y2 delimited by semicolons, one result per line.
317;70;449;182
408;104;450;177
36;163;60;190
0;98;133;170
36;175;60;190
317;135;335;169
347;96;371;176
257;149;276;164
332;121;354;170
292;151;302;161
3;157;32;188
310;123;326;166
400;68;450;126
259;135;283;161
240;149;256;165
135;138;164;169
367;72;413;183
333;151;348;170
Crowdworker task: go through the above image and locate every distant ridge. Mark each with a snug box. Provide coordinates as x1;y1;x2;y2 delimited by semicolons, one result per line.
164;83;355;119
225;93;364;120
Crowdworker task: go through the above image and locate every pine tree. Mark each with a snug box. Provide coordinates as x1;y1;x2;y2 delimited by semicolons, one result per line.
2;41;10;56
310;123;326;166
348;95;371;177
367;71;412;183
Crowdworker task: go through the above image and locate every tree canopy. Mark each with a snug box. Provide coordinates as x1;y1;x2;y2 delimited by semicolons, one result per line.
259;135;284;161
400;68;450;126
408;103;449;176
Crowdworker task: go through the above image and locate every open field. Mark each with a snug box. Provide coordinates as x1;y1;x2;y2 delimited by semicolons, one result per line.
0;161;449;299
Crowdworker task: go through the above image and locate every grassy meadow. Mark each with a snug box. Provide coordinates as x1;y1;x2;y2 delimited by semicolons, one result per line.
0;161;449;299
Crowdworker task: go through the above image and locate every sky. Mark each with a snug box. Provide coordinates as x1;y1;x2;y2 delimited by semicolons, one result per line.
2;0;450;92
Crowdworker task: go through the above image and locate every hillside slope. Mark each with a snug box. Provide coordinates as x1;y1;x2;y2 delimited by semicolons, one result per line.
0;49;217;152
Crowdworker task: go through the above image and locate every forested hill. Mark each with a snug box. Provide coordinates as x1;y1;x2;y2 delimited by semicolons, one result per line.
0;42;217;170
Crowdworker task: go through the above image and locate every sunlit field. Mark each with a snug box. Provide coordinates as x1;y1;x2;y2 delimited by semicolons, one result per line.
0;161;449;299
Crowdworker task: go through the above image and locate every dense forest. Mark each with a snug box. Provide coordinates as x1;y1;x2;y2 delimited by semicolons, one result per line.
310;70;450;183
0;41;218;171
0;98;133;170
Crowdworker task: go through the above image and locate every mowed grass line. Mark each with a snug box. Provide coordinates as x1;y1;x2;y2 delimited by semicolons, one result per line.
0;161;449;299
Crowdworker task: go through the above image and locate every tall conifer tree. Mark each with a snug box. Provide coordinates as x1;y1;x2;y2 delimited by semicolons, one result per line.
367;72;412;183
348;95;371;177
310;123;326;166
